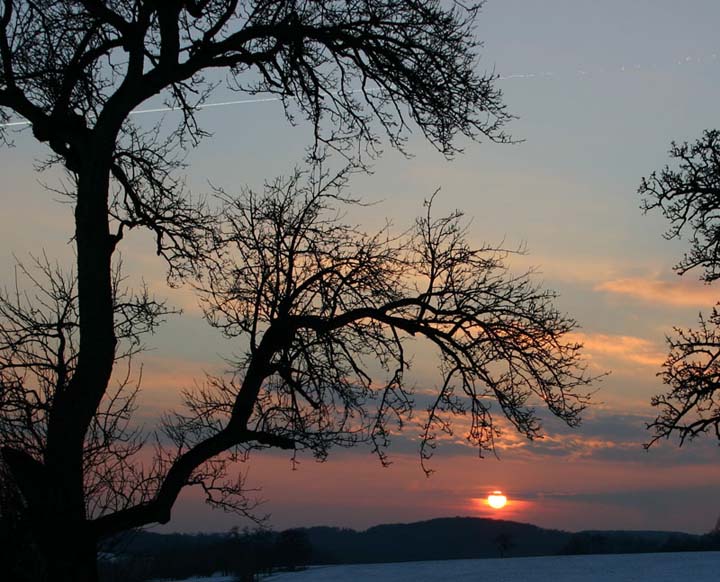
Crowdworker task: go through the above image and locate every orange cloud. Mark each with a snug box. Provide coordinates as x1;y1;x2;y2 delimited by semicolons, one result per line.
596;277;717;308
510;253;629;285
568;331;665;368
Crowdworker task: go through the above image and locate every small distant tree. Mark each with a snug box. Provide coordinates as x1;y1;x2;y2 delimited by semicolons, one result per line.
640;129;720;445
494;531;513;558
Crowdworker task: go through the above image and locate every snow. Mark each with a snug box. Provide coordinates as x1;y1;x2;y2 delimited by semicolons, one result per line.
261;552;720;582
162;552;720;582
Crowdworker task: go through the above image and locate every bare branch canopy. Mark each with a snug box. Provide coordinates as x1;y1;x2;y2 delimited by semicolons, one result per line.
641;129;720;446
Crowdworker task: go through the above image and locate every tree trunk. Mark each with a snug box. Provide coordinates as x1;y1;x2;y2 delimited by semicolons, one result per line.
3;449;100;582
40;145;115;582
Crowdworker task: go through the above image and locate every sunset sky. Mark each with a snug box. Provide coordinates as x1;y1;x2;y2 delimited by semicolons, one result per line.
2;0;720;535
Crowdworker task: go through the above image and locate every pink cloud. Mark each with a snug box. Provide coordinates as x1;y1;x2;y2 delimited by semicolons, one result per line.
123;355;225;413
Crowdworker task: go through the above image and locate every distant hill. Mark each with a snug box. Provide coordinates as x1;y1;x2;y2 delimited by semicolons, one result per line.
303;517;569;563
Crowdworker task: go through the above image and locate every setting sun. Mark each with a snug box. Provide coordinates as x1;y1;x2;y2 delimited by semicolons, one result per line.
488;491;508;509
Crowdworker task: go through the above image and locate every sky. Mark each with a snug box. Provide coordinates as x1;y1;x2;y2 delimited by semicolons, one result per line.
2;0;720;535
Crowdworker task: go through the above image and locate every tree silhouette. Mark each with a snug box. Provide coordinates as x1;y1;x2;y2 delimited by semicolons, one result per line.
640;130;720;446
0;2;590;581
186;171;592;480
494;531;514;558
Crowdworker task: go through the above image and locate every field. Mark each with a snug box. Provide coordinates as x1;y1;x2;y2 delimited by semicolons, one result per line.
172;551;720;582
266;552;720;581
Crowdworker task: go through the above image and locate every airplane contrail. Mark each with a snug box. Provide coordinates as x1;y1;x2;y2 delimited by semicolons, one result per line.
1;55;716;128
0;95;281;127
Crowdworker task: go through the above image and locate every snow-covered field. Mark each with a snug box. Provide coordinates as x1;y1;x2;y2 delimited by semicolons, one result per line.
263;552;720;581
168;552;720;582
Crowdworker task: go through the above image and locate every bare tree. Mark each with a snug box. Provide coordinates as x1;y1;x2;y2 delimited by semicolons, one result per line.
0;0;555;582
640;129;720;445
189;169;592;476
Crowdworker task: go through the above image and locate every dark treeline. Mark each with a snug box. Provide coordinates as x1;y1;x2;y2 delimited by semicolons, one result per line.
561;530;720;556
6;504;720;582
300;518;720;563
99;527;312;582
93;516;720;581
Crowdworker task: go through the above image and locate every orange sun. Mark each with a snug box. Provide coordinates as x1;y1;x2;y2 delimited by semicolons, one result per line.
487;491;508;509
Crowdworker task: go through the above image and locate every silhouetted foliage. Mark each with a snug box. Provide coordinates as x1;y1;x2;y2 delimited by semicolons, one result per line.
640;130;720;445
